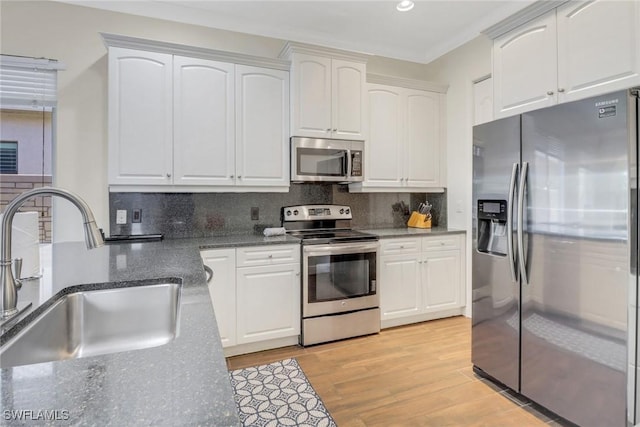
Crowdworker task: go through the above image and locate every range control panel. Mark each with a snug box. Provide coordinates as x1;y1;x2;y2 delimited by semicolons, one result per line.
282;205;352;221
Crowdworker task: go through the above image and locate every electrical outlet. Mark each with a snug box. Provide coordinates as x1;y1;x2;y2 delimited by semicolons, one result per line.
116;210;127;225
251;207;259;221
132;209;142;223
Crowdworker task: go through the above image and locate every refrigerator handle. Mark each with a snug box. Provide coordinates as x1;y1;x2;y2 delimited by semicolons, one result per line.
507;162;518;283
517;161;529;284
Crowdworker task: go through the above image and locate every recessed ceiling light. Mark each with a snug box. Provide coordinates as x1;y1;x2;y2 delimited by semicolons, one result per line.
396;0;415;12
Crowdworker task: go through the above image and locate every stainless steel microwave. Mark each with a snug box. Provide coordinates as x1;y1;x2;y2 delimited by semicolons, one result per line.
291;137;364;183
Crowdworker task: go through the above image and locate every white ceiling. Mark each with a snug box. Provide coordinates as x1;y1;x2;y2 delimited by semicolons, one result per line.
59;0;535;64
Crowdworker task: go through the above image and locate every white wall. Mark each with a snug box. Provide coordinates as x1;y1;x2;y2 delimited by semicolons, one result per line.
422;35;493;316
0;0;431;242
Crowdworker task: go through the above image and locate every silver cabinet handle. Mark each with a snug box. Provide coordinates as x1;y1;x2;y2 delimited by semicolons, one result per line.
166;173;171;178
326;128;331;132
507;163;518;283
204;265;213;284
230;175;234;179
546;91;554;96
517;161;529;285
558;88;565;93
333;129;337;132
238;176;242;179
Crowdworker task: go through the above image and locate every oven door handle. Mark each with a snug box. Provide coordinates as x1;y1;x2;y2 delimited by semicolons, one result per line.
303;242;379;257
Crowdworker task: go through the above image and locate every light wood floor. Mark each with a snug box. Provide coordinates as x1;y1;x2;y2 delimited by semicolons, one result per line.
227;316;569;426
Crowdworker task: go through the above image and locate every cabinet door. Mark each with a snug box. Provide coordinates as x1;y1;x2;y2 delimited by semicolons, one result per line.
201;249;236;348
473;77;493;126
236;263;300;344
365;84;404;187
422;249;462;313
380;254;422;320
235;65;289;187
173;57;235;186
108;48;173;185
493;10;558;119
557;0;640;103
291;54;332;138
332;59;366;140
404;90;442;187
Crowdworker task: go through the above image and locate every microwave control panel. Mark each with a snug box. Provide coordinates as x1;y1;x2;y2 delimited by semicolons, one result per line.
351;151;362;176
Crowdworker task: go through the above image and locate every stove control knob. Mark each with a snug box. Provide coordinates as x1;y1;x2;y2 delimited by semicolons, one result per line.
293;210;299;215
286;210;292;216
339;209;344;214
345;209;350;214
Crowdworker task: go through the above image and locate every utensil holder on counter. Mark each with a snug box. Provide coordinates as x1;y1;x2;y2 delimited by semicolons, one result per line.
407;211;431;229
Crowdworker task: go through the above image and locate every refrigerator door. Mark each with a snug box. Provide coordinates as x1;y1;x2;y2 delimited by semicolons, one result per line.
471;116;521;391
520;91;630;427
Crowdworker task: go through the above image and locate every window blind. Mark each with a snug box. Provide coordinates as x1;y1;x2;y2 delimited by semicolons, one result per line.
0;55;63;110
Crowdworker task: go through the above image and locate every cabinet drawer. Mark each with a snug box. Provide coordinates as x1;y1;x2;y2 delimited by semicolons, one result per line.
236;244;300;267
423;235;460;252
380;238;421;255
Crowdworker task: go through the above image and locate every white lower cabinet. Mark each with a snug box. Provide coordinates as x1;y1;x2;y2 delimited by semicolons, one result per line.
201;244;300;355
422;249;461;313
236;263;300;344
380;253;422;320
379;234;465;328
201;248;236;347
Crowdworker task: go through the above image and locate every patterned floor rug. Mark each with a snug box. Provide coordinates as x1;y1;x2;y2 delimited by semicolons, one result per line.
229;358;337;427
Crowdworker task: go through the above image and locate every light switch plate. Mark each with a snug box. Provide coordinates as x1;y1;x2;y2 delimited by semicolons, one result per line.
116;210;127;225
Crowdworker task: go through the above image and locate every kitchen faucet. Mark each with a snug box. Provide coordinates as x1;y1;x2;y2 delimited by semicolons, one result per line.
1;187;104;319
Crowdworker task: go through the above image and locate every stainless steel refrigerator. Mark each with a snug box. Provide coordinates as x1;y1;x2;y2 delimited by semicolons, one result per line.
472;88;639;427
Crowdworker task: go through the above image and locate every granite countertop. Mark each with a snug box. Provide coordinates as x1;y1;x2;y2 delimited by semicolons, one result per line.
0;232;299;427
1;227;465;426
358;226;466;238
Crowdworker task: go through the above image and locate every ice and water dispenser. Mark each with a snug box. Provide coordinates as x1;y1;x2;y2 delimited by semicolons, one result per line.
476;200;508;256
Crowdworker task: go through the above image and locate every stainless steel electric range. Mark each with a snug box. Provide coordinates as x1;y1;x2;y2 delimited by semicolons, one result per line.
281;204;380;346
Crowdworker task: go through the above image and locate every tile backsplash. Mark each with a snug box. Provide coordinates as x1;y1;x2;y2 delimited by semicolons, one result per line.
109;184;446;238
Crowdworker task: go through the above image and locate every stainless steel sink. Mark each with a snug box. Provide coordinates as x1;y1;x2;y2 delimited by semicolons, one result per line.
0;282;181;368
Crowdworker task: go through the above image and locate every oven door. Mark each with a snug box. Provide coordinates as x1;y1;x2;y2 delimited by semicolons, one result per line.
302;241;379;317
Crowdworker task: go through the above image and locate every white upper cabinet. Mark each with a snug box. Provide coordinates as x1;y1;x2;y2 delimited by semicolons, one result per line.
355;81;446;192
473;77;493;126
556;0;640;103
493;1;640;118
108;48;173;185
105;37;291;192
366;84;404;187
282;43;367;140
405;89;442;188
331;59;366;140
493;9;558;119
173;57;235;186
235;65;289;187
291;54;332;138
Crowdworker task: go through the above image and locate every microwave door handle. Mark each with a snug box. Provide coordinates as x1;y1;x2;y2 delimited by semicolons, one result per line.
345;149;352;179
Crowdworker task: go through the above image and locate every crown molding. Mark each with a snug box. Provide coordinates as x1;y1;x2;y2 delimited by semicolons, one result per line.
482;0;570;39
366;73;449;94
100;33;290;71
279;41;370;63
